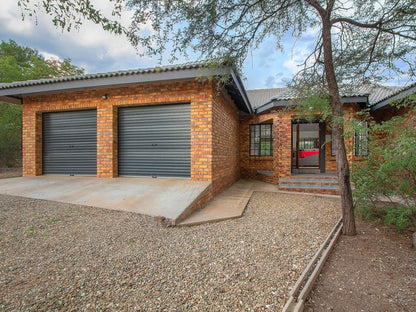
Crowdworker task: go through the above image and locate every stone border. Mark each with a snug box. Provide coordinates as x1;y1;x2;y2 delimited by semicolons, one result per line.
282;218;343;312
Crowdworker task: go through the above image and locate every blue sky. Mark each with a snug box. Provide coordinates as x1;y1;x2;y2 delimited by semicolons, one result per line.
0;0;316;90
0;1;410;89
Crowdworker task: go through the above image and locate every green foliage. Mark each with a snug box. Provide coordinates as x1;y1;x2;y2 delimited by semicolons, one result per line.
0;103;22;167
352;106;416;230
384;205;415;230
17;1;416;83
0;39;84;83
0;39;84;167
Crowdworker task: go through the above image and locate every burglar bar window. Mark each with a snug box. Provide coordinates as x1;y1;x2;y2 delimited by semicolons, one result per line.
354;122;368;156
331;127;336;156
250;124;273;156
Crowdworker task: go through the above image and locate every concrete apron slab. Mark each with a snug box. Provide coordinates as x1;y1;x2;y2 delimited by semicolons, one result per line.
0;176;210;223
178;179;279;226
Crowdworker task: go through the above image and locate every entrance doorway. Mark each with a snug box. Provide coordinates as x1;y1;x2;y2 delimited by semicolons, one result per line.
292;121;325;173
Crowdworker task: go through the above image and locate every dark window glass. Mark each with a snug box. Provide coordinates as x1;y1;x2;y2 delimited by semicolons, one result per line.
250;124;273;156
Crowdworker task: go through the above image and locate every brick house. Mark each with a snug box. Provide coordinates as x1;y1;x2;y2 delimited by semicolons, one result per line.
240;85;403;193
0;61;411;207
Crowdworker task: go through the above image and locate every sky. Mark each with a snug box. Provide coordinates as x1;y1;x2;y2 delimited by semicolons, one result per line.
0;0;318;90
0;1;409;89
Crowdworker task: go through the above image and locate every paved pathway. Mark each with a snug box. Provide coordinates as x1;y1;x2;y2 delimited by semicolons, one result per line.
178;179;278;226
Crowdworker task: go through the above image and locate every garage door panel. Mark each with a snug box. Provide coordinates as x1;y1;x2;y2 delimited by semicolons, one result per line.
118;104;191;177
42;110;97;175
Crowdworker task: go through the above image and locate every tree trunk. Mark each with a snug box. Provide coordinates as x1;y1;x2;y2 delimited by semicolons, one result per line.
321;13;356;235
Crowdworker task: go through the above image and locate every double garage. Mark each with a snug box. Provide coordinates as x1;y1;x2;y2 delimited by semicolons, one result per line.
42;104;191;178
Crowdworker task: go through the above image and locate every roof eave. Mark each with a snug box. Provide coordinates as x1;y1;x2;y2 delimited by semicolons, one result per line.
0;67;228;99
0;96;22;105
255;95;368;114
341;96;368;106
229;70;253;114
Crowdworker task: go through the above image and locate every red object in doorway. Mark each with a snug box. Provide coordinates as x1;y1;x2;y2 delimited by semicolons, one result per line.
300;150;319;158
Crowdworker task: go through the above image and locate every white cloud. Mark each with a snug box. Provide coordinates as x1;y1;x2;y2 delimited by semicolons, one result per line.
0;0;158;73
0;1;36;35
39;51;61;61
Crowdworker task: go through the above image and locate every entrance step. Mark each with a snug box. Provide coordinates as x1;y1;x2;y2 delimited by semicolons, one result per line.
279;174;348;195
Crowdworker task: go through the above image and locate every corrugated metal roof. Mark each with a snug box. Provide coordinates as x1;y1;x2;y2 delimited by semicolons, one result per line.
0;60;210;90
247;85;402;110
349;85;401;105
0;60;253;114
246;88;286;109
372;82;416;106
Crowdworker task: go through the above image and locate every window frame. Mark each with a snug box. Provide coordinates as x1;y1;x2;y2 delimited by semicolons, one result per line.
249;124;273;157
354;121;369;157
331;127;336;157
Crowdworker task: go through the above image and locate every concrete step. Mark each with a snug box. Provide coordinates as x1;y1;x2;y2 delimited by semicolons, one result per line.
278;175;355;195
278;187;341;195
279;183;339;189
285;175;338;180
279;178;338;184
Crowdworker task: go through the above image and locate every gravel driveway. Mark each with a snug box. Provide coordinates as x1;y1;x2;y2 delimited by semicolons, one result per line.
0;191;340;311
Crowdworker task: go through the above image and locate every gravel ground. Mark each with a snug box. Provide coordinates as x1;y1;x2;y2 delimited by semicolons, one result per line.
0;192;340;311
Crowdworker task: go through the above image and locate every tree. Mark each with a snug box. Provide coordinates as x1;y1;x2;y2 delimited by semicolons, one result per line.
17;0;416;235
352;103;416;231
0;39;84;167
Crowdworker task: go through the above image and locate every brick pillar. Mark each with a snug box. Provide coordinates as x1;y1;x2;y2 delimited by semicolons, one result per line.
277;114;292;179
22;108;42;176
97;102;117;178
272;117;280;182
190;87;213;181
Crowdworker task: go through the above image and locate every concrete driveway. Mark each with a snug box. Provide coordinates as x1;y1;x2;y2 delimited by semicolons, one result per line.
0;176;210;223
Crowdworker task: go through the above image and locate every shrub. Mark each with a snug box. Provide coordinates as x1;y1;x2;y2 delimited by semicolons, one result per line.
352;105;416;231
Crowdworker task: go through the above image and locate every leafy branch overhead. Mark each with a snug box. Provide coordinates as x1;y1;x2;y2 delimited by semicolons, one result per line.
18;0;416;85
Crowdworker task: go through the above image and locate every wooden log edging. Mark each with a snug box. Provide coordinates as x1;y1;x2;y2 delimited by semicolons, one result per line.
282;218;343;312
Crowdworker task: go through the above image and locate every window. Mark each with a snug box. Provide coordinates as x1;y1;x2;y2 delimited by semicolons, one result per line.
331;127;336;156
250;124;273;156
354;122;368;156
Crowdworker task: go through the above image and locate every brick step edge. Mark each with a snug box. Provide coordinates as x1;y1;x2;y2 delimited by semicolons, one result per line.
279;183;355;190
278;187;340;195
285;175;338;180
279;183;339;189
279;178;339;184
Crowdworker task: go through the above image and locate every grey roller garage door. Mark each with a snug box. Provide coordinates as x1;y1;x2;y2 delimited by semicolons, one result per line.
42;110;97;175
118;104;191;177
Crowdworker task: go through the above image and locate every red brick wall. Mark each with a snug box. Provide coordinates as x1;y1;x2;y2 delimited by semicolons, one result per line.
212;88;240;195
239;105;364;183
22;80;216;181
239;112;278;184
275;112;292;179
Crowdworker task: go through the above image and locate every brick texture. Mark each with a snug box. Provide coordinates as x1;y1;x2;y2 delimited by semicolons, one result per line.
239;113;277;184
239;105;365;185
211;88;240;195
22;80;220;181
21;79;242;212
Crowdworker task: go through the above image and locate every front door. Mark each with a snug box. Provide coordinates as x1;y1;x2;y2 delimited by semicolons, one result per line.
292;122;320;170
